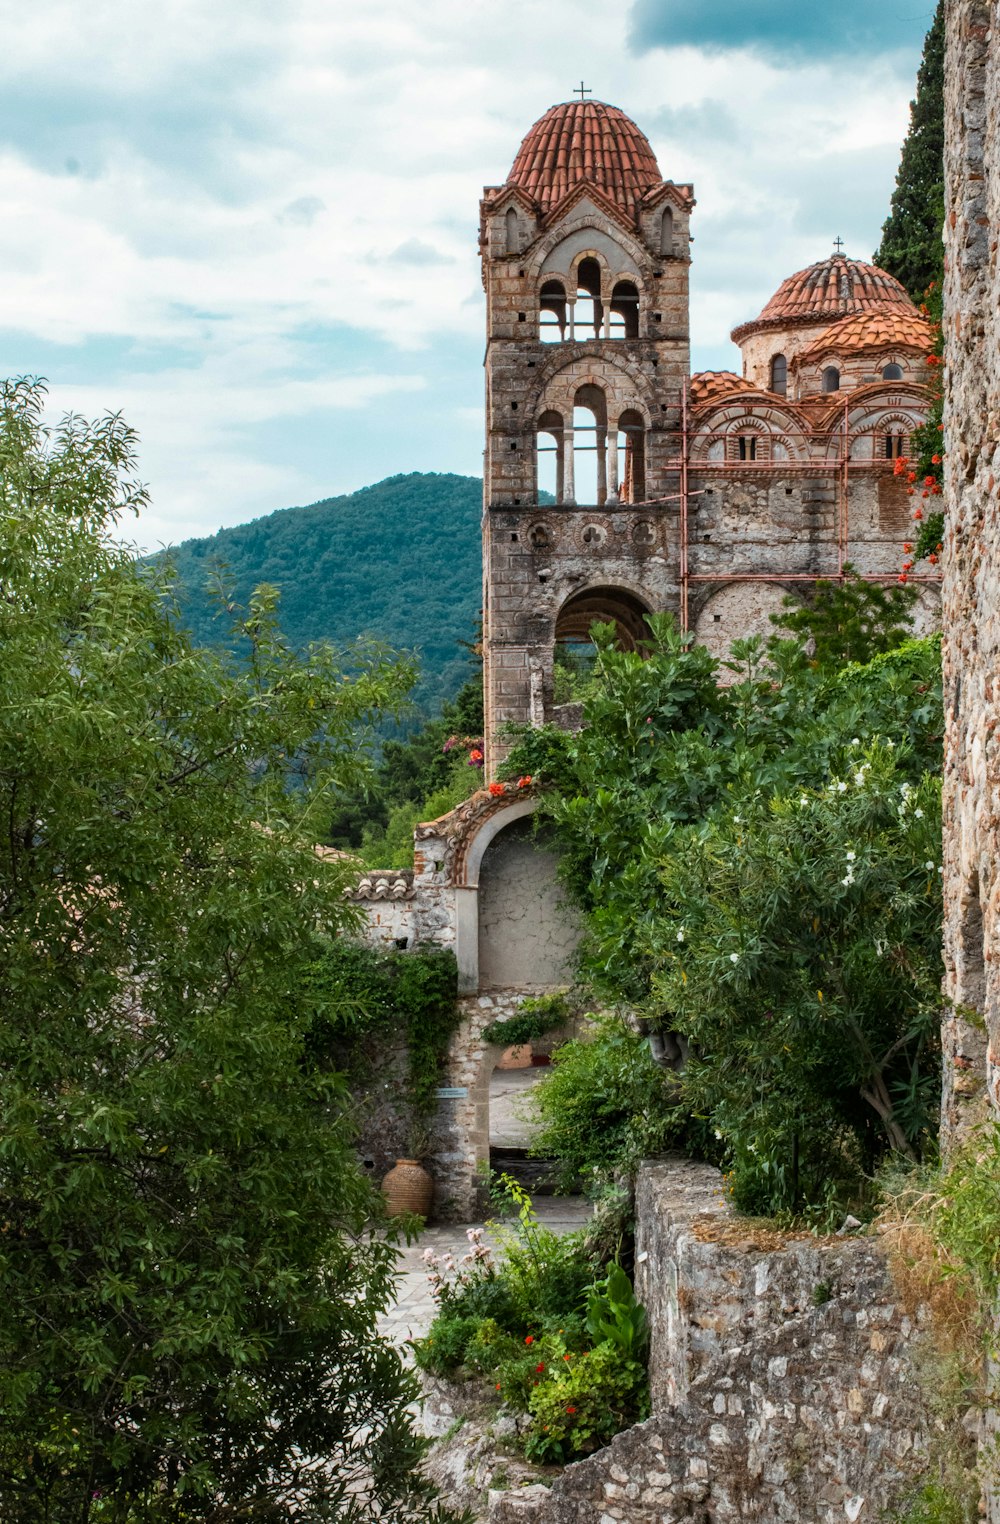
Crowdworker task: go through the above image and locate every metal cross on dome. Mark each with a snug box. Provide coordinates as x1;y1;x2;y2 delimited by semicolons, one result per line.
574;82;592;101
833;236;845;253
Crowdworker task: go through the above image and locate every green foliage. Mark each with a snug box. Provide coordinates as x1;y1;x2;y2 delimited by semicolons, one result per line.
932;1124;1000;1320
526;1015;686;1191
327;673;484;857
481;993;572;1049
771;567;919;668
873;1;945;302
584;1262;648;1359
156;473;485;719
524;1343;648;1464
412;1185;647;1465
505;612;943;1215
890;1481;977;1524
0;379;456;1522
305;941;461;1115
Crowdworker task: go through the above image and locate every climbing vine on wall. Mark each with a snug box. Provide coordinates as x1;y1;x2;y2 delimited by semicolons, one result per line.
303;939;461;1114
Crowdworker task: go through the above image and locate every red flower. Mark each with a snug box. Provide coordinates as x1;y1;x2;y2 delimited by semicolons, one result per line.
903;543;912;553
902;561;913;572
913;509;923;520
488;782;506;797
922;490;930;499
932;454;942;465
535;1363;545;1373
566;1406;577;1415
929;553;939;564
924;475;936;486
907;472;917;483
517;775;533;788
524;1335;534;1346
563;1353;572;1361
931;483;942;495
899;574;909;585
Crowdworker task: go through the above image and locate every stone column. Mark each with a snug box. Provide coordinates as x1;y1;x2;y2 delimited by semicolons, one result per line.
562;413;576;504
607;426;620;502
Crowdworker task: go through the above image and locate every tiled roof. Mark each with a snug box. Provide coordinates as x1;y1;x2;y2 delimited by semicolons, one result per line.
689;370;757;406
731;257;916;343
796;309;934;363
505;100;661;216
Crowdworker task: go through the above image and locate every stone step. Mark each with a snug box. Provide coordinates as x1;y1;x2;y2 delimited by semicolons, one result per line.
489;1145;560;1196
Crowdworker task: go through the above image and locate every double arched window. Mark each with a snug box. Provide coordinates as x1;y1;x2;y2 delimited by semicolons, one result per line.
537;258;642;342
535;387;646;504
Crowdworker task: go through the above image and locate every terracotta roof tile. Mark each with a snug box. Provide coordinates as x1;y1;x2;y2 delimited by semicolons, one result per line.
731;256;917;343
689;370;757;406
796;309;934;363
505;100;661;216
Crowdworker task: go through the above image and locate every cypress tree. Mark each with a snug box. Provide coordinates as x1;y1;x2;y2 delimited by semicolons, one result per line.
873;0;945;301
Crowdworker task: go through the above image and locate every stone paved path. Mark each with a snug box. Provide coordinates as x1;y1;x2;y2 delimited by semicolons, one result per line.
377;1196;592;1351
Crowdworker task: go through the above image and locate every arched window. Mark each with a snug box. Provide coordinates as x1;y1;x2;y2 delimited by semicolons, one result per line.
770;353;787;396
573;384;608;504
504;207;519;255
572;258;603;341
609;281;639;339
882;362;904;380
659;208;673;257
884;432;907;459
536;410;564;502
539;279;567;343
822;366;840;394
618;409;646;502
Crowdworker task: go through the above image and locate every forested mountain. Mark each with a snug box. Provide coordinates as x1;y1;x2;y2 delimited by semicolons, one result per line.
156;473;483;715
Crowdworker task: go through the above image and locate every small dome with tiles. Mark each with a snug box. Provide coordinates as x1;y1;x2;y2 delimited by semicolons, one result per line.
797;308;934;363
731;256;916;344
504;99;662;217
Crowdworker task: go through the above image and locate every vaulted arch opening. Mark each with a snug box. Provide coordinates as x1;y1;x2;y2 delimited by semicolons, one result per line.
609;280;640;339
572;257;603;340
536;408;564;501
555;585;652;651
618;407;646;502
573;383;608;506
539;279;567;343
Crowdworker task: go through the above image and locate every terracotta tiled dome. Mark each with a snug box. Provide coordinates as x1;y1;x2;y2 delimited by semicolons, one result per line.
689;371;757;407
797;308;934;363
731;256;916;343
505;100;662;216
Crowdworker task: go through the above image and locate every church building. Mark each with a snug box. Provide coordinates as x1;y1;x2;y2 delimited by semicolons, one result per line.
479;97;939;772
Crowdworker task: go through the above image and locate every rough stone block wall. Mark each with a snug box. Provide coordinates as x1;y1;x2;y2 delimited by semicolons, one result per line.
490;1161;932;1524
941;0;1000;1150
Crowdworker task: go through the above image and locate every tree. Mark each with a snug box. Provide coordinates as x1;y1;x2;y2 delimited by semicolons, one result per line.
873;0;945;300
770;567;919;668
502;623;944;1215
0;380;457;1521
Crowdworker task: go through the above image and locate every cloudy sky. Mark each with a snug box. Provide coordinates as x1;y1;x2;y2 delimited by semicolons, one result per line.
0;0;933;549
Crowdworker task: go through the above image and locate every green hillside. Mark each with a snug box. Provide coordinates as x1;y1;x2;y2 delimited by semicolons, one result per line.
157;473;483;716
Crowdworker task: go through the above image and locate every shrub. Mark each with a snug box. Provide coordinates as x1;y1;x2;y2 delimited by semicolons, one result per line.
481;993;573;1050
526;1014;684;1189
524;1343;648;1463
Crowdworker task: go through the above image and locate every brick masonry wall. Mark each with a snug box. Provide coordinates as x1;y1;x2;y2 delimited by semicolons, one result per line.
490;1161;933;1524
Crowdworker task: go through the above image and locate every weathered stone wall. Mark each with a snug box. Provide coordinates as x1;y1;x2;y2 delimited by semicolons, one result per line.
941;0;1000;1150
490;1160;932;1524
478;819;581;989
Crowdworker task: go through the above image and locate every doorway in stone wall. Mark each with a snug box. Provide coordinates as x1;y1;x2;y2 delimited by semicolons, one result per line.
475;815;582;1193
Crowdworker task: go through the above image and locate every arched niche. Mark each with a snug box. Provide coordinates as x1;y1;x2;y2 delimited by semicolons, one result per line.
477;817;581;990
694;583;800;670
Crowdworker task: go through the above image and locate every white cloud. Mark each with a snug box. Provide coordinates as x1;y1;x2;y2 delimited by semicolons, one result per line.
0;0;922;539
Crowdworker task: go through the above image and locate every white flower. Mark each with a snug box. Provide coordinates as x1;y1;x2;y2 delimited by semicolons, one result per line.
729;953;740;964
915;808;924;818
924;860;935;871
714;1129;723;1140
845;851;856;862
841;874;854;887
734;814;742;824
800;795;809;806
850;737;861;747
938;865;944;875
677;928;686;943
837;781;848;793
854;771;868;787
886;740;895;749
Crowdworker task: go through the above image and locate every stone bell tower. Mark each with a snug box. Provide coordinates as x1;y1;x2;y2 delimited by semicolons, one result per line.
479;96;695;772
